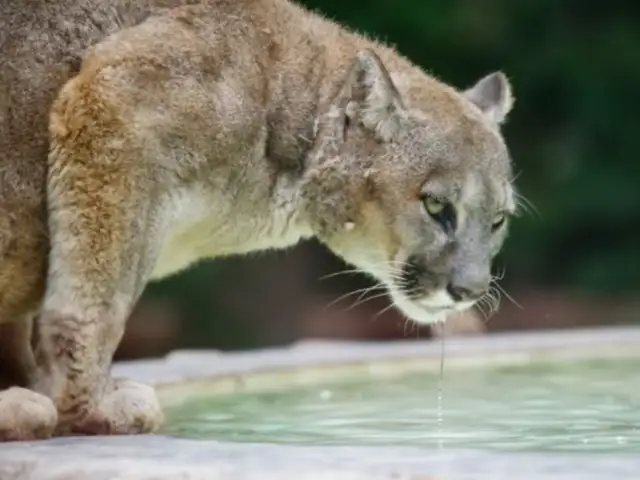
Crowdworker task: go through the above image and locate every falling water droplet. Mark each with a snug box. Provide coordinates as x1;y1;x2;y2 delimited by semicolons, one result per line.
436;320;446;450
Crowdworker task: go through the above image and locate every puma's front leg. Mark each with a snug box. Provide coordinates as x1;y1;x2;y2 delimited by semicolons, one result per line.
34;83;165;435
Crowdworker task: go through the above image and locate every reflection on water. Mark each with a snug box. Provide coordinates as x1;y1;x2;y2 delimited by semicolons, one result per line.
163;358;640;453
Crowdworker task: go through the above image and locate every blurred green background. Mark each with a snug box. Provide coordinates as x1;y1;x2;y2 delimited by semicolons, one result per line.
121;0;640;358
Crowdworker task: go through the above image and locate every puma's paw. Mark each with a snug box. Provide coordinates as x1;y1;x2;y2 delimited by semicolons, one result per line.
60;378;164;436
0;387;58;441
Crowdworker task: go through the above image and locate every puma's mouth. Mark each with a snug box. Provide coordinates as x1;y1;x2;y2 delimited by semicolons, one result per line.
417;290;456;309
418;290;476;313
387;286;476;325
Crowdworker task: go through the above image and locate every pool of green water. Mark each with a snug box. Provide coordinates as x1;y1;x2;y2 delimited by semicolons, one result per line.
162;358;640;453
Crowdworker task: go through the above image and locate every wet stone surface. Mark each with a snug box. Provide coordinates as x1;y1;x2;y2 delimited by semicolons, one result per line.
1;435;640;480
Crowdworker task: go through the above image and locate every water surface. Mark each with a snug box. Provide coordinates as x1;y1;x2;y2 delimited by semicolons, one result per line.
163;358;640;453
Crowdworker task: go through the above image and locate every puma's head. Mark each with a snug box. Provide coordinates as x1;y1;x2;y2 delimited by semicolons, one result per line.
301;49;517;325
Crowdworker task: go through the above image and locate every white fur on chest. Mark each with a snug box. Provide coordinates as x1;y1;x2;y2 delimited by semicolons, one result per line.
150;190;308;280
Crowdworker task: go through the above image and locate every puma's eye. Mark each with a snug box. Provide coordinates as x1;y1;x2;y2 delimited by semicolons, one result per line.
423;195;456;233
491;212;507;231
424;196;445;216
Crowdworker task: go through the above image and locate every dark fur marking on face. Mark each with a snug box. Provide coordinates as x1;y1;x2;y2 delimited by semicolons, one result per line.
399;255;423;296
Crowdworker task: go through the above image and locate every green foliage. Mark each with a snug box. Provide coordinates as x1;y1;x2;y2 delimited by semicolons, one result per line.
146;260;258;350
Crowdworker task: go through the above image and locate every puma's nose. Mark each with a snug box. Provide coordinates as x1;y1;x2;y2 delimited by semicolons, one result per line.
446;282;488;302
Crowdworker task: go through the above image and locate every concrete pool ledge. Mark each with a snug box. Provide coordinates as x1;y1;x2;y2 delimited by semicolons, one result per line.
2;436;640;480
117;325;640;402
1;326;640;480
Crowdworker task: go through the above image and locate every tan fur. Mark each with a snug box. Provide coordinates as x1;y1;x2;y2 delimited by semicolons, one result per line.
1;0;517;438
0;0;199;441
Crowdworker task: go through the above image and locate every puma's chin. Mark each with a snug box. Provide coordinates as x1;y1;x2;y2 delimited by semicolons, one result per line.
387;286;475;325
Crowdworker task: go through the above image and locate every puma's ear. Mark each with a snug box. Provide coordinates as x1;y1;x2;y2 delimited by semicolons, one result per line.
464;71;514;125
343;49;406;141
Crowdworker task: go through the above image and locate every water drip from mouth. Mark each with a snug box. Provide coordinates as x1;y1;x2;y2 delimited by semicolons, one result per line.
436;320;446;450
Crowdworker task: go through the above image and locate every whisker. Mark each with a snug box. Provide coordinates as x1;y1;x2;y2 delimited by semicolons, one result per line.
352;282;386;302
318;258;407;282
373;301;398;321
402;316;420;338
511;170;524;182
488;288;501;316
491;266;506;282
476;286;502;324
514;191;541;220
321;286;379;312
494;282;523;310
475;301;490;323
484;294;496;318
318;269;366;281
343;290;390;313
